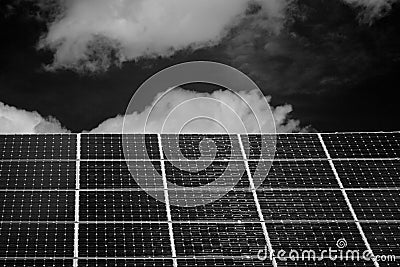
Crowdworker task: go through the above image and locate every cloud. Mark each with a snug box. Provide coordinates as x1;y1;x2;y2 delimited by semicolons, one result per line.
38;0;290;72
222;0;400;96
0;88;303;134
90;88;301;133
37;0;398;72
342;0;398;23
0;102;69;133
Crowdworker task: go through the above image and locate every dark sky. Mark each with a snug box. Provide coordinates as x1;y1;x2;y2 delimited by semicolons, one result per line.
0;0;399;132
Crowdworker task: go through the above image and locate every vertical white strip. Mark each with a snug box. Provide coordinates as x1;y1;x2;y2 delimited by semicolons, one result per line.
157;134;178;267
318;133;379;267
238;134;278;267
73;133;81;267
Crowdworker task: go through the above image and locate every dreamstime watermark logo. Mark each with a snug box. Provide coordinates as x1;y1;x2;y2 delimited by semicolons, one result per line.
121;61;277;207
257;238;397;263
336;238;347;249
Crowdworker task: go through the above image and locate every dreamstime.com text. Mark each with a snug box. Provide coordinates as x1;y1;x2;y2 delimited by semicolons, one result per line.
257;239;397;263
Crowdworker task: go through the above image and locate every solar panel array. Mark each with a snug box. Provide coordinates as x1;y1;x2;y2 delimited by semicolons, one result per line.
0;133;399;267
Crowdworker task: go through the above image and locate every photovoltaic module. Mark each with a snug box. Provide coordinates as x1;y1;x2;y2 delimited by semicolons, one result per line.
0;133;399;267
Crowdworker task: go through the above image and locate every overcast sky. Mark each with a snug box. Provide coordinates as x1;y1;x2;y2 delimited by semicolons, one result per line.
0;0;399;133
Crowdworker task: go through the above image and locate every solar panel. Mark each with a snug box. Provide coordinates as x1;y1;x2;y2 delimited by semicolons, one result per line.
334;160;400;188
0;132;399;267
161;134;243;160
373;262;400;267
170;190;258;221
0;161;75;189
177;259;272;266
266;222;367;251
362;223;400;256
347;190;400;220
242;134;326;159
0;134;76;160
277;261;376;266
78;259;174;267
80;190;167;221
80;160;162;189
322;133;400;158
0;191;75;221
165;160;250;188
0;259;74;267
78;223;171;257
248;160;339;188
173;223;266;257
258;189;353;220
0;223;74;257
80;134;160;159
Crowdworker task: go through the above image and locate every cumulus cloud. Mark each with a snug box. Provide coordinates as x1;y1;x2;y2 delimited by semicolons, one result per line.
0;89;303;134
37;0;398;72
0;102;68;133
90;88;301;133
342;0;398;23
39;0;290;72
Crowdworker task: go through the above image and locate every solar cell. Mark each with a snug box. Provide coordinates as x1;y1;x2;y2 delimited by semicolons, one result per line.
0;161;75;189
80;161;163;189
165;160;250;189
276;260;376;266
0;223;74;257
80;134;160;160
0;134;76;160
177;258;273;266
170;190;258;221
322;133;400;158
347;190;400;220
161;134;243;160
266;223;367;251
0;191;75;221
258;190;353;221
79;191;167;221
0;259;74;267
248;160;338;188
78;259;174;267
334;160;400;188
242;134;326;159
375;262;400;267
173;223;266;257
362;223;400;257
78;223;171;257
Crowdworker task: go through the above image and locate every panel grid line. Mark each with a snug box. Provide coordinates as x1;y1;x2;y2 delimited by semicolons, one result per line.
77;157;400;161
0;256;285;260
318;133;380;267
2;187;400;192
0;157;386;162
73;133;80;267
157;134;178;267
1;131;399;135
238;134;277;267
2;219;400;224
